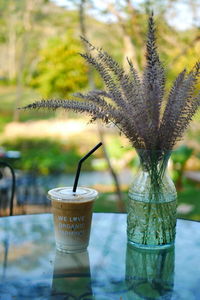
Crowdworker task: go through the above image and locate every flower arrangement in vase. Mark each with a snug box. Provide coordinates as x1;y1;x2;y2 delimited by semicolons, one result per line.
22;13;200;249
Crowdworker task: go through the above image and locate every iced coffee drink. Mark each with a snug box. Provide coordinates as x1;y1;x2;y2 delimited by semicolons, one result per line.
48;187;98;253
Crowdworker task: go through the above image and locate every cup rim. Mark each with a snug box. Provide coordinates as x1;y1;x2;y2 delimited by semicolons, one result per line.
48;186;98;202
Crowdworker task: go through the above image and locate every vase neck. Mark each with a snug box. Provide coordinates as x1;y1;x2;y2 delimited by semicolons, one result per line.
135;149;172;190
136;149;171;173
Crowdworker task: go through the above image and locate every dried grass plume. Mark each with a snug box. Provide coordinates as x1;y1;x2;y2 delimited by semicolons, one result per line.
21;13;200;152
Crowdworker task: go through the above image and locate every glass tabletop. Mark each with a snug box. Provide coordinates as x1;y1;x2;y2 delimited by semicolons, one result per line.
0;213;200;300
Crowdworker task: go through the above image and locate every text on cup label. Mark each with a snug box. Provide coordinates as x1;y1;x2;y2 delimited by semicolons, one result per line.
57;216;85;222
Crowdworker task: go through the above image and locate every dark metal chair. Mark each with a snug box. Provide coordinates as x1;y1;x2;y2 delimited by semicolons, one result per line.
0;161;15;216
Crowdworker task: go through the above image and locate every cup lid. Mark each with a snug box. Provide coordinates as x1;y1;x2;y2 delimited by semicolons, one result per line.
47;187;98;202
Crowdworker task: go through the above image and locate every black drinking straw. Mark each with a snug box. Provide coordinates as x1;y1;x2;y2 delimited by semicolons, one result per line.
72;142;103;193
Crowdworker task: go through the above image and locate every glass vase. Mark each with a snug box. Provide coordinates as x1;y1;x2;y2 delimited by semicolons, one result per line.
127;149;177;249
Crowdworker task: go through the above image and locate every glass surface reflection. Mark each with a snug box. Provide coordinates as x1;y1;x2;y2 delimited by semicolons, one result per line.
51;250;94;300
0;215;54;299
0;214;200;299
126;244;175;299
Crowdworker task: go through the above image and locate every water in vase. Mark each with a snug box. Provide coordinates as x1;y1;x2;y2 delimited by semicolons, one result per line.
127;197;177;248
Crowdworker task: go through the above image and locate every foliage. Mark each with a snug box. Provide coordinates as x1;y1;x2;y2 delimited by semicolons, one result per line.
94;191;127;213
24;15;200;153
177;184;200;221
22;12;200;197
171;145;193;167
0;1;199;126
106;137;129;159
0;114;11;133
2;138;94;175
171;145;193;189
30;33;88;98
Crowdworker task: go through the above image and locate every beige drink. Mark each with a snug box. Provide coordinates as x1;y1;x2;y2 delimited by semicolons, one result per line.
48;187;98;253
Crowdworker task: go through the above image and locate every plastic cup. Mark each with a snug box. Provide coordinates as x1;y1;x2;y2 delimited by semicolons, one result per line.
48;187;98;253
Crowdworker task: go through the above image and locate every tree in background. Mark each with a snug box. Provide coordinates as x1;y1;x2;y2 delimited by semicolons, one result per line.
86;0;200;85
31;33;88;98
0;0;52;120
0;0;199;119
78;0;125;211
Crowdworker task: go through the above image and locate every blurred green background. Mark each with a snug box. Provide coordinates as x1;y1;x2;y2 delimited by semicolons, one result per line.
0;0;199;219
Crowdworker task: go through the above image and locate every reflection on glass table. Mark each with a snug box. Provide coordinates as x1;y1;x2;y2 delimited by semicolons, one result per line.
0;213;200;299
126;245;174;299
51;250;93;299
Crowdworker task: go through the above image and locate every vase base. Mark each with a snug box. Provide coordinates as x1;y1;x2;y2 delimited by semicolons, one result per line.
127;239;174;250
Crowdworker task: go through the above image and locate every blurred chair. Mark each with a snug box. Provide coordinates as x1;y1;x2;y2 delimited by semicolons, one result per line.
15;173;50;214
0;162;15;216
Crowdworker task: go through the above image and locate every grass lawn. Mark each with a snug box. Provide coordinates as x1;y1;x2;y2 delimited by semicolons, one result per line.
0;86;39;109
94;192;127;213
177;185;200;221
0;86;54;132
95;186;200;221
